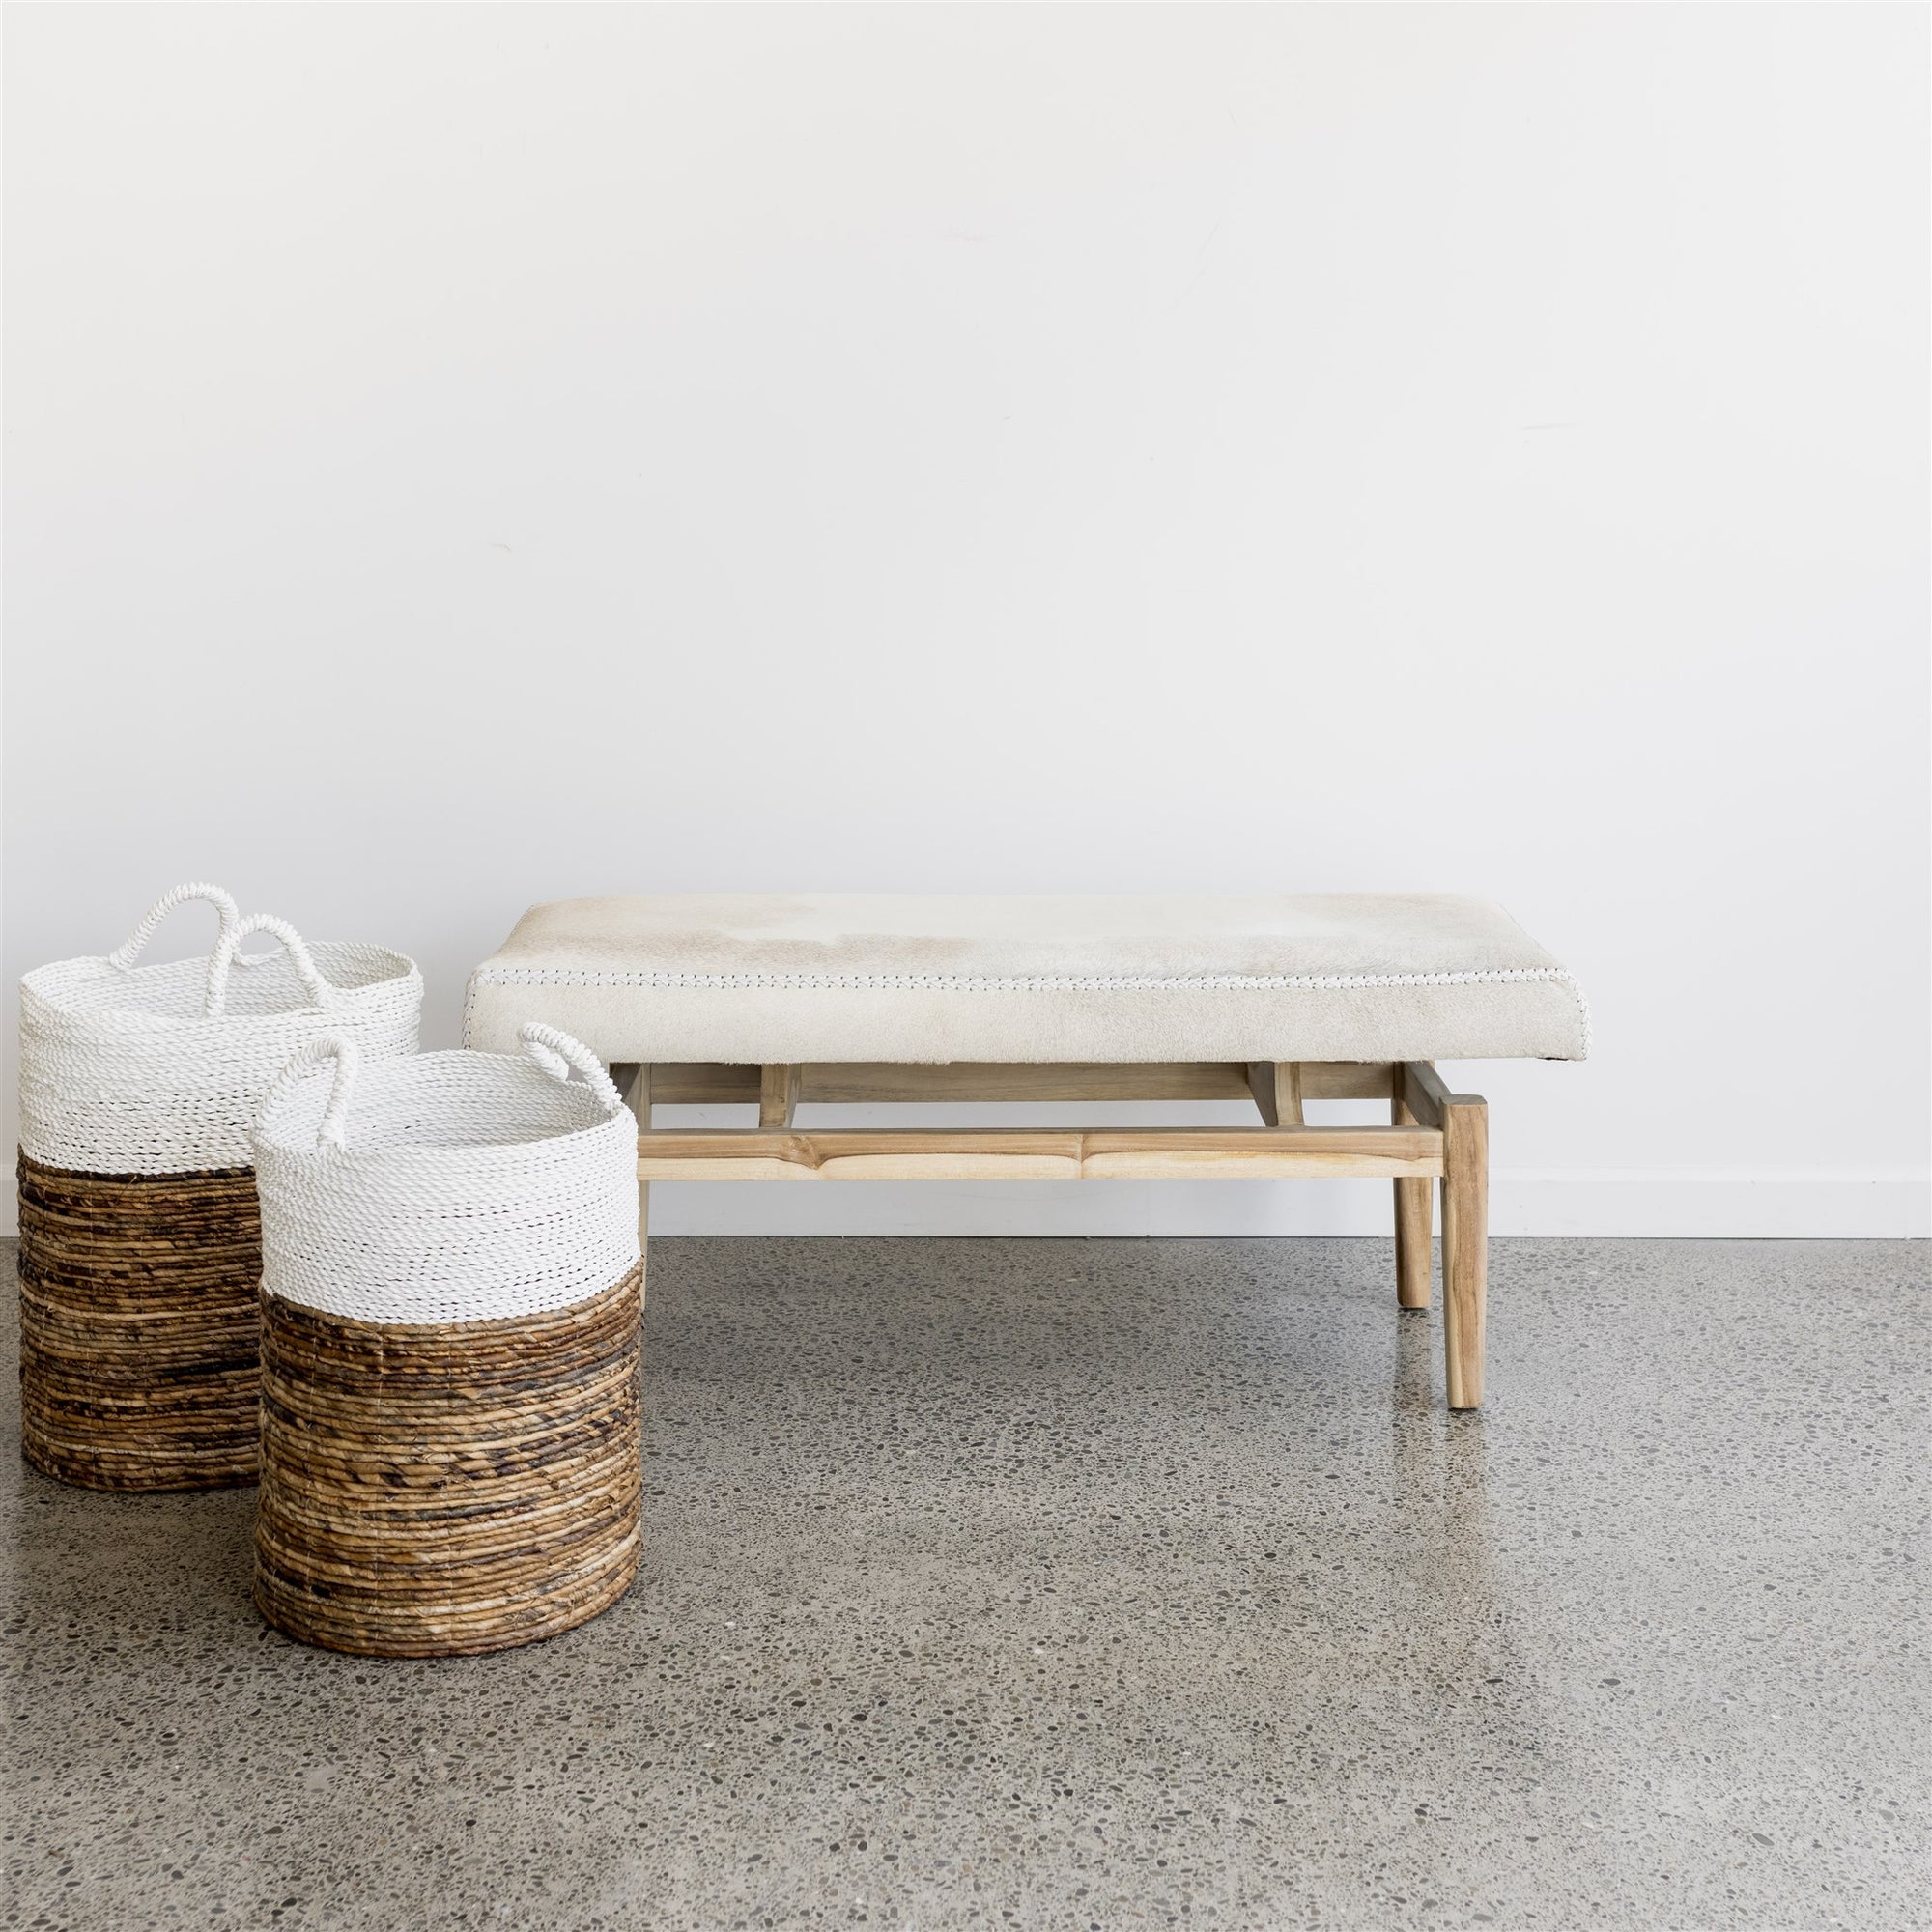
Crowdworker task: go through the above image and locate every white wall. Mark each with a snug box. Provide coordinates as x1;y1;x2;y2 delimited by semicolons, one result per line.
5;4;1926;1238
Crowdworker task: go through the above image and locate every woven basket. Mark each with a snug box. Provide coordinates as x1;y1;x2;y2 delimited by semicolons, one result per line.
16;883;422;1492
250;1025;643;1657
16;1156;264;1491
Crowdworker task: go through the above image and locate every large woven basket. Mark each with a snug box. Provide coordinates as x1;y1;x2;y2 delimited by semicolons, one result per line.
16;884;422;1492
250;1024;643;1657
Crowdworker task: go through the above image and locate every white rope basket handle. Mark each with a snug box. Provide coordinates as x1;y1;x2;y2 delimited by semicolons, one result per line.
205;913;336;1018
106;882;242;973
263;1036;363;1150
519;1022;627;1117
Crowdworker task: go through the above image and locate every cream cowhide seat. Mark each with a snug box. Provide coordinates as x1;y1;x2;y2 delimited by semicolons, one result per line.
465;895;1588;1410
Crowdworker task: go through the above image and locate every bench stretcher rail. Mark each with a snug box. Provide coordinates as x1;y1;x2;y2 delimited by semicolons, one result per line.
617;1059;1489;1410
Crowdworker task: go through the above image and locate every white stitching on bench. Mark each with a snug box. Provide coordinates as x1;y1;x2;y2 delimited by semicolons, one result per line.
466;966;1591;1054
471;964;1575;992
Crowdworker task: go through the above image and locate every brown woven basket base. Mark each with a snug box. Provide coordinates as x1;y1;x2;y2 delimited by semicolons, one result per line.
255;1264;643;1658
17;1151;262;1492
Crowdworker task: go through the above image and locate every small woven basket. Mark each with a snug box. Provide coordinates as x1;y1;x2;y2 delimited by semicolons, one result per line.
16;884;422;1492
250;1024;643;1657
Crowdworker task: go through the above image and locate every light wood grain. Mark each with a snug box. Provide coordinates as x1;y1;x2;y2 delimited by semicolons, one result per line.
1246;1062;1305;1126
1402;1061;1455;1129
640;1061;1398;1105
1246;1063;1277;1125
610;1064;653;1128
759;1064;801;1129
1392;1089;1433;1310
647;1064;761;1103
636;1124;1442;1183
639;1130;1083;1182
619;1066;653;1275
1077;1126;1434;1180
809;1062;1252;1102
1441;1094;1489;1410
1277;1062;1305;1124
1302;1062;1397;1100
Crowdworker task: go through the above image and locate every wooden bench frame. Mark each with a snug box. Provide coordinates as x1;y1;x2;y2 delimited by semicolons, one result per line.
613;1059;1489;1410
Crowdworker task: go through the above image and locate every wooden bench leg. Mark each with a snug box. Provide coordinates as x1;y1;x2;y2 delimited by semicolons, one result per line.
760;1063;801;1129
611;1063;651;1127
1246;1061;1304;1126
612;1065;654;1265
1441;1094;1488;1410
1392;1093;1433;1311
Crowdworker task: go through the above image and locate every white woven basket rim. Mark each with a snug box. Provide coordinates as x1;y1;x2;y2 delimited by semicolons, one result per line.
17;886;428;1176
22;942;418;1028
253;1043;626;1159
252;1026;640;1324
264;1131;631;1176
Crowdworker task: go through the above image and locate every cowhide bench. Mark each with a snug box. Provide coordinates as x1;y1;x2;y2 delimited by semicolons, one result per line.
464;895;1587;1410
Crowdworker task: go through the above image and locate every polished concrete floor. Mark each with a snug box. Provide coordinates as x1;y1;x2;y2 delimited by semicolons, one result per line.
3;1236;1926;1931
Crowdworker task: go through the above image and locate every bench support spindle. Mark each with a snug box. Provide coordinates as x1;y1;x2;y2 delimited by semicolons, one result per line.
620;1057;1490;1411
614;1064;654;1262
1440;1093;1489;1410
759;1064;802;1129
1393;1087;1435;1312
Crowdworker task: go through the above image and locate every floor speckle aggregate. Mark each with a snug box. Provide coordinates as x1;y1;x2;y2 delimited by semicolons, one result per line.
3;1235;1926;1930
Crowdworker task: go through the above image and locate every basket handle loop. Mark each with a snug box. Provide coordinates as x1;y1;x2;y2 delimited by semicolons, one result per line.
520;1023;626;1116
204;914;335;1018
107;883;242;972
262;1036;362;1150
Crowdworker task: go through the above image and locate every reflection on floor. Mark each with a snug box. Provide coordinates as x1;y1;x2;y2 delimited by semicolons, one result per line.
5;1236;1925;1930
